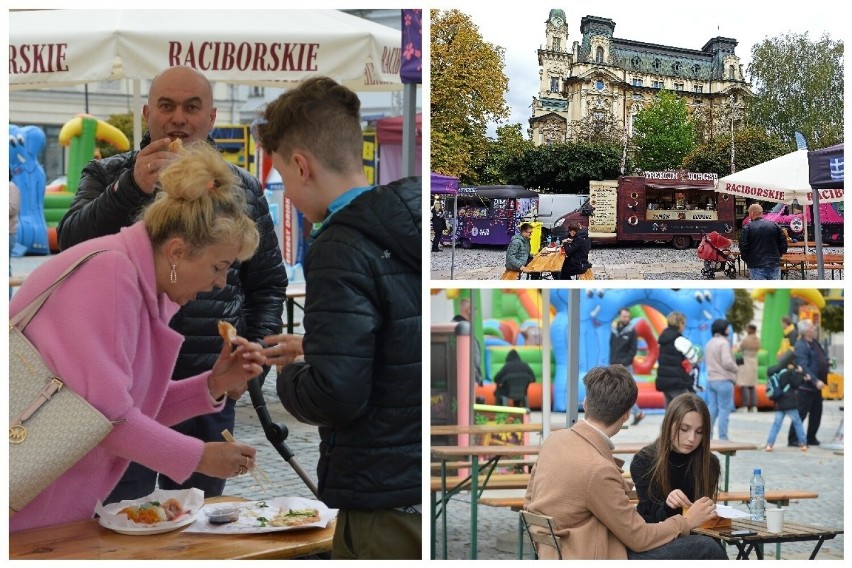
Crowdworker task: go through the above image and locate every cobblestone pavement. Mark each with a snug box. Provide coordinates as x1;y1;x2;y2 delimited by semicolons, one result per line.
429;244;844;281
433;401;845;560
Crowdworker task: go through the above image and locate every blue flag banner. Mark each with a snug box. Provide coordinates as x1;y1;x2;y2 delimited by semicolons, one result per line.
807;143;844;189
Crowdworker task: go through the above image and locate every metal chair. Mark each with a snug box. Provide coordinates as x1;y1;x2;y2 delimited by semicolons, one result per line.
519;510;562;559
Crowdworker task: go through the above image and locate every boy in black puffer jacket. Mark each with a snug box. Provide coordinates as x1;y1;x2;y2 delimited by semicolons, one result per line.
257;77;421;560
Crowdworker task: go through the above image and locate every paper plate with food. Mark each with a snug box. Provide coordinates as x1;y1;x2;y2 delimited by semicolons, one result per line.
183;495;337;534
95;488;204;535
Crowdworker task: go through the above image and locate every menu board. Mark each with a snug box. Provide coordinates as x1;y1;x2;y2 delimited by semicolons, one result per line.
588;181;617;233
647;210;718;221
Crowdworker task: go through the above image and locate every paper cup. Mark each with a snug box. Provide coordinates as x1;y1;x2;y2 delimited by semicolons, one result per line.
766;507;785;533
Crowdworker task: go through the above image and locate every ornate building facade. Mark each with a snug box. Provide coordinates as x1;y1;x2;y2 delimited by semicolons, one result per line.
530;9;752;146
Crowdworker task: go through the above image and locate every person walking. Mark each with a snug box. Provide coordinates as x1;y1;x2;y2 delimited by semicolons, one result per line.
431;197;447;252
610;308;645;425
57;65;288;502
787;319;827;447
735;324;760;412
738;203;787;279
560;222;592;279
655;312;702;407
704;319;739;440
765;362;809;451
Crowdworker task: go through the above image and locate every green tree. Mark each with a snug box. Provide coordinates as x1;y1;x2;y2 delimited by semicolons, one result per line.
97;113;146;158
747;32;843;149
431;9;510;183
820;303;843;334
726;289;755;334
631;90;695;171
477;123;533;184
682;127;788;176
504;141;623;192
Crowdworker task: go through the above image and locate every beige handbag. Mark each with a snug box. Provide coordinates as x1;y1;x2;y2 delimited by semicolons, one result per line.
9;251;116;514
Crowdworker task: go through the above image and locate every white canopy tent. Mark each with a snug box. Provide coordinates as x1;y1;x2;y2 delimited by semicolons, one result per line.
10;9;404;148
716;149;844;278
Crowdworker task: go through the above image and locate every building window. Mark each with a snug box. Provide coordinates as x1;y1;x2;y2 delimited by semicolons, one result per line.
553;37;561;51
550;76;559;92
694;99;703;105
632;78;643;87
652;80;664;89
652;58;661;72
694;85;703;93
672;61;681;75
674;82;684;91
632;93;642;100
250;86;265;97
729;65;736;80
595;79;604;91
596;46;604;63
631;55;641;69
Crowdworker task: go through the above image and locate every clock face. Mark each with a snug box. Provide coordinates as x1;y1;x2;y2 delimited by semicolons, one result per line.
553;16;563;27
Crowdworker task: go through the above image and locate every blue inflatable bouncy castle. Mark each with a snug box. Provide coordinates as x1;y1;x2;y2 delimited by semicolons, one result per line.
10;125;50;255
550;289;735;411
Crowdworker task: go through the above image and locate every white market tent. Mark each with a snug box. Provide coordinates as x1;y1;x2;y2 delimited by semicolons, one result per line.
10;9;404;148
716;149;844;278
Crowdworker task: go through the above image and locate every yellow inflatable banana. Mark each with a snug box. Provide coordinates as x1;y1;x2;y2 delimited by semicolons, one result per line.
58;116;130;150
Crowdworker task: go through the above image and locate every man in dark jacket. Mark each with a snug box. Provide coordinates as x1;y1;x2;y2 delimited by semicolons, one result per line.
788;319;827;447
738;203;787;279
764;362;808;450
57;66;287;501
610;308;644;424
257;77;420;559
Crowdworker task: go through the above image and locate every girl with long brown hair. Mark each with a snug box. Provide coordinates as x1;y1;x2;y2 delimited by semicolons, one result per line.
630;393;721;522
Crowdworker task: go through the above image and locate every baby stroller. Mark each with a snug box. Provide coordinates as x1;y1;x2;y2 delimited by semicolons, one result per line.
697;231;737;280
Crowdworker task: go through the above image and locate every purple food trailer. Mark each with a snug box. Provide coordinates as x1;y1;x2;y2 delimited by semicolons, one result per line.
438;185;539;248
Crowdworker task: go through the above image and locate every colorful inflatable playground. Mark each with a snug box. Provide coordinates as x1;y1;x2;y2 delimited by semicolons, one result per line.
437;288;838;413
11;116;130;255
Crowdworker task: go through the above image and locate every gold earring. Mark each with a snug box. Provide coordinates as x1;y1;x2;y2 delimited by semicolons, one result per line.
170;264;177;284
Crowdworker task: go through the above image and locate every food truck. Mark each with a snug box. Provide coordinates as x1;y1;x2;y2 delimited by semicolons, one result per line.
438;185;539;249
551;172;735;249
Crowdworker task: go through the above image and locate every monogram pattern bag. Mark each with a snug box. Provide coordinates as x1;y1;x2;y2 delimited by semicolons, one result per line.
9;251;116;513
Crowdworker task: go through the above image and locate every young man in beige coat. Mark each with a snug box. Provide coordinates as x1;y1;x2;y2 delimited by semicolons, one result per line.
524;365;728;559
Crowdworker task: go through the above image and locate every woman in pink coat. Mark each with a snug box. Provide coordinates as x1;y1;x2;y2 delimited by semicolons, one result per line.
10;143;265;532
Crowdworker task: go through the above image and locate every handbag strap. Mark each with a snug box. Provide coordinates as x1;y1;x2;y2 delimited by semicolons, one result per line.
10;250;107;332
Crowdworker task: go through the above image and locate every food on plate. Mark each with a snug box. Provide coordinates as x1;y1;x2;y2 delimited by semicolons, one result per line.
207;507;241;525
217;320;237;343
269;507;321;527
119;498;186;525
168;137;184;153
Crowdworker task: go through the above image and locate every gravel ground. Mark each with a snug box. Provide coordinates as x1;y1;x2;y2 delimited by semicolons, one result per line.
430;242;844;281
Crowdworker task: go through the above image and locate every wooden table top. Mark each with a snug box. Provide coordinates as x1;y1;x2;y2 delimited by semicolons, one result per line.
782;252;844;262
9;496;335;560
523;248;564;274
286;281;306;299
694;518;843;544
432;440;757;460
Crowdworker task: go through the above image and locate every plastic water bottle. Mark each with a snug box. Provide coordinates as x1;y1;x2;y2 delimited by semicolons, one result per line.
749;468;765;521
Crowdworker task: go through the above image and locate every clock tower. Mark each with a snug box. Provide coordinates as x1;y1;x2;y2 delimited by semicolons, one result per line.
531;9;572;145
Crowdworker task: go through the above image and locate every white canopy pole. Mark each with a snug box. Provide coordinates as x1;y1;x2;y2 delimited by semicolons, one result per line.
133;79;142;149
542;290;552;439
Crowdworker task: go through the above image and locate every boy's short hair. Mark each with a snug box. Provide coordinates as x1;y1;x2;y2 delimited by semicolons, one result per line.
519;222;533;233
258;76;363;174
583;365;638;426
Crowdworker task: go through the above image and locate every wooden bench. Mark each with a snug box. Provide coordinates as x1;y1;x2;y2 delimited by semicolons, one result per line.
430;473;531;493
781;261;844;280
431;458;537;473
478;490;819;512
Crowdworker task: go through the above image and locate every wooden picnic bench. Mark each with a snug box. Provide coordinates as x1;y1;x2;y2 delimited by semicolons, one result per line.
780;253;844;280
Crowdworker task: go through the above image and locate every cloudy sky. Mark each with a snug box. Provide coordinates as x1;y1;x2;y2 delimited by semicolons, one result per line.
431;0;846;136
